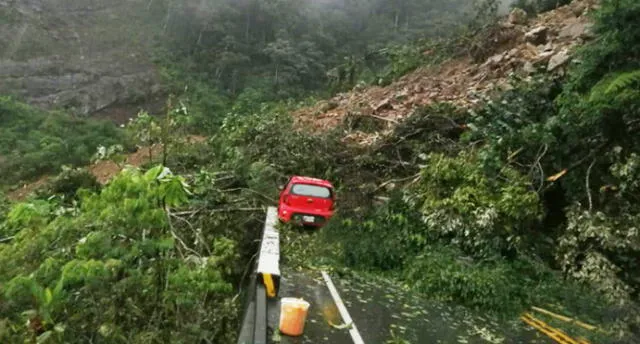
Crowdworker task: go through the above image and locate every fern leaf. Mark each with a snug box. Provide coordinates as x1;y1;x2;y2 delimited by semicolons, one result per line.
588;69;640;102
605;70;640;94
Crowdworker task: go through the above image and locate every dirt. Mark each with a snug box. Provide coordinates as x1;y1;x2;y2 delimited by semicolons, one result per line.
8;175;51;201
293;0;595;145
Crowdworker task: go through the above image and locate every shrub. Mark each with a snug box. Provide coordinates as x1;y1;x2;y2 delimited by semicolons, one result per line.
408;151;542;258
38;167;101;201
0;166;238;343
336;195;425;271
0;97;124;186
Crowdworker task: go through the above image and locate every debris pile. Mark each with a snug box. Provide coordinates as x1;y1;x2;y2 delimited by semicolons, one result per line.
293;0;596;144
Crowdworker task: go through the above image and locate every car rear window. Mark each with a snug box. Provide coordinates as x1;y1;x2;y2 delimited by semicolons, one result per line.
290;184;332;198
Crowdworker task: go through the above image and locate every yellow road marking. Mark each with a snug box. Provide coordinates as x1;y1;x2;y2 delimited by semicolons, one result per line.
531;306;597;331
521;313;591;344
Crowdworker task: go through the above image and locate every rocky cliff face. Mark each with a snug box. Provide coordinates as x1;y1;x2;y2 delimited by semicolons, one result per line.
0;0;163;116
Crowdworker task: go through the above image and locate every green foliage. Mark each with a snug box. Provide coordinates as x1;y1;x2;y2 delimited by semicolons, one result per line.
0;192;9;222
211;106;342;182
158;0;476;100
405;246;523;312
0;166;238;343
38;167;101;202
337;195;424;271
0;97;124;186
1;200;52;238
127;97;192;165
567;0;640;91
410;152;542;257
558;152;640;302
589;69;640;102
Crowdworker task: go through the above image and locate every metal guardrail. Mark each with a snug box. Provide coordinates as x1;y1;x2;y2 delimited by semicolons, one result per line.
238;207;281;344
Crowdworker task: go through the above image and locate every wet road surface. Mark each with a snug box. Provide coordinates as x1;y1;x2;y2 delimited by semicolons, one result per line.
268;268;553;344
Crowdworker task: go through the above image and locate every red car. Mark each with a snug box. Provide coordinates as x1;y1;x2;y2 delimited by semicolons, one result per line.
277;176;335;227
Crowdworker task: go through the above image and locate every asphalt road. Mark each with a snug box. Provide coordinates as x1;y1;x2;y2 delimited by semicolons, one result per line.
268;268;553;344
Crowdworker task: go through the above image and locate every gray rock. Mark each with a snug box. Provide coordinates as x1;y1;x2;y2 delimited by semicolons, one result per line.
484;53;506;67
535;50;555;65
0;0;160;116
548;49;572;71
508;8;528;25
559;20;594;40
525;26;549;45
523;61;536;74
570;0;587;17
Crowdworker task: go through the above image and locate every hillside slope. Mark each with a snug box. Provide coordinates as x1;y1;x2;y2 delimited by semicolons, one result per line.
294;1;594;144
0;0;163;116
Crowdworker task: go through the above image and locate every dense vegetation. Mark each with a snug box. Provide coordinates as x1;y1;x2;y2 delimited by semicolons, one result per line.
0;97;124;187
159;0;476;94
1;0;639;343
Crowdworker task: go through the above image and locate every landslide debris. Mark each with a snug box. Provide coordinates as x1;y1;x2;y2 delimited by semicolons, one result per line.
294;0;596;145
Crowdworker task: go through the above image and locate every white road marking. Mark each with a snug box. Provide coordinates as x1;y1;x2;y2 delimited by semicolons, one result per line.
321;271;365;344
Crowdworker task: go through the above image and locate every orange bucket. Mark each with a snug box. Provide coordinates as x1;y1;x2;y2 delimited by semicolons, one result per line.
279;298;310;336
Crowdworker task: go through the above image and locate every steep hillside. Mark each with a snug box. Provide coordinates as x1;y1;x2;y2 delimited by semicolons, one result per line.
0;0;163;116
295;0;595;144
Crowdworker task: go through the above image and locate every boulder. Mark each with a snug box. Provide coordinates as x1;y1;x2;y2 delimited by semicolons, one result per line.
484;53;506;68
539;42;554;53
508;8;528;25
548;49;572;71
535;50;555;65
559;20;594;40
525;26;549;45
374;98;393;112
395;89;409;101
523;61;536;75
570;0;587;17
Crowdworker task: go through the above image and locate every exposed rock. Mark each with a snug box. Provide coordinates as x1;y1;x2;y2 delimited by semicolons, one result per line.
319;101;339;113
539;42;554;53
508;8;528;25
293;1;596;141
525;26;549;45
484;53;506;68
548;49;572;71
0;0;160;116
570;0;587;17
559;19;593;40
395;89;409;101
374;98;393;112
523;61;536;75
535;51;556;65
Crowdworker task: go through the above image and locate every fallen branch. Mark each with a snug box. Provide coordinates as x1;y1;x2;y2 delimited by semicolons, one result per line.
169;211;211;255
586;159;596;211
171;209;202;217
529;144;548;193
221;188;277;202
374;173;421;192
209;207;264;214
0;236;15;243
369;114;398;124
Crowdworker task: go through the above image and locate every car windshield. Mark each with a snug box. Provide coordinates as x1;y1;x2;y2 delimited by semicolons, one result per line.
290;183;332;198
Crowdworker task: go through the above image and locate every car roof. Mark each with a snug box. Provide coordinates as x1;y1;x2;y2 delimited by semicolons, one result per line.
289;176;334;188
